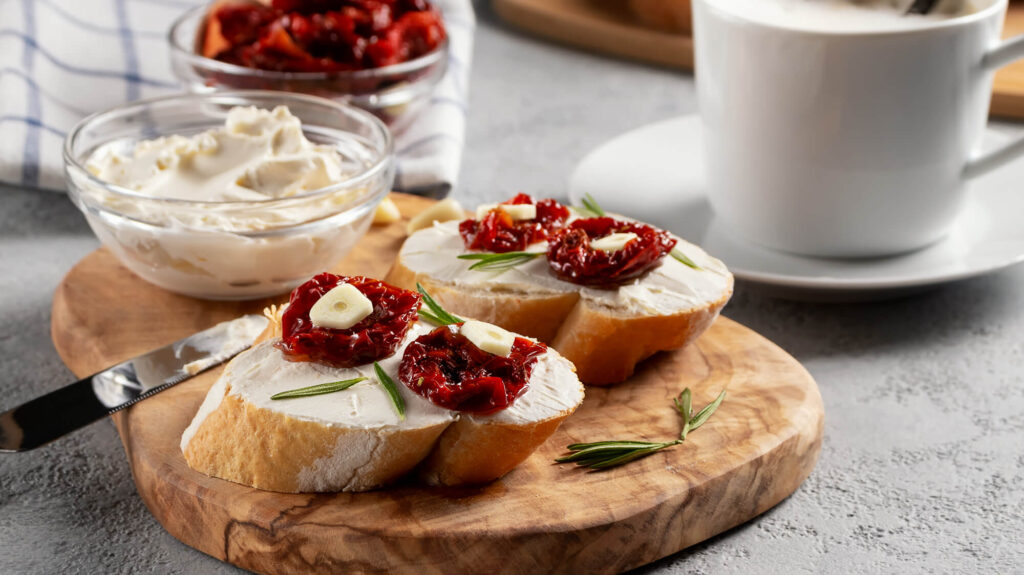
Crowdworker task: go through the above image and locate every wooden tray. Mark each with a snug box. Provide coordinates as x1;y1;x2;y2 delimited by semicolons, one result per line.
494;0;1024;119
51;193;824;574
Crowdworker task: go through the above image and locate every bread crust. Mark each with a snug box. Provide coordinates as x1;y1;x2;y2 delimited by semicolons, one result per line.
551;291;730;385
182;383;451;493
386;255;733;386
418;408;575;486
182;340;583;492
387;260;579;342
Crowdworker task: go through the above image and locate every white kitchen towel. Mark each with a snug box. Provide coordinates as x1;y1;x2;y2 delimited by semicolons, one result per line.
0;0;473;196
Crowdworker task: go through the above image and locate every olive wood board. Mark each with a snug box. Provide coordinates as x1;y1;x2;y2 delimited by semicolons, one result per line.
51;193;824;574
493;0;1024;119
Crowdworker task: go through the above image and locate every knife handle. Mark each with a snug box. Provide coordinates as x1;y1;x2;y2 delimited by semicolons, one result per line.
0;376;113;452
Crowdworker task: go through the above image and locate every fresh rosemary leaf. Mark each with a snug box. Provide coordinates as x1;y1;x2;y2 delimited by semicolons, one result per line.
675;388;693;440
566;440;663;450
571;206;601;218
587;442;678;469
556;441;667;463
373;362;405;421
270;377;366;400
558;441;679;469
416;283;464;325
417;309;446;325
556;386;726;470
671;247;701;270
457;251;542;271
688;389;727;431
581;193;607;217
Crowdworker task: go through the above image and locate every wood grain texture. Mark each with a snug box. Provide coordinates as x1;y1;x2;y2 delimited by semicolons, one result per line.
51;193;824;574
992;5;1024;118
493;0;694;70
495;0;1024;119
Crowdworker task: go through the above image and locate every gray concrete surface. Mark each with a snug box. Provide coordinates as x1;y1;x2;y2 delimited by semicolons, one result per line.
2;2;1023;573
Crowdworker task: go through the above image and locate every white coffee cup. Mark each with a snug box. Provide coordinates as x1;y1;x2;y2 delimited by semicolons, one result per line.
694;0;1024;257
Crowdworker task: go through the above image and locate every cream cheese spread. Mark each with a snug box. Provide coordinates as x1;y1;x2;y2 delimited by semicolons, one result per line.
227;324;455;430
400;219;733;316
86;106;348;202
181;319;583;450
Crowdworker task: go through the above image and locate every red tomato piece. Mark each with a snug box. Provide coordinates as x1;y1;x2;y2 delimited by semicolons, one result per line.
399;324;548;414
207;0;446;73
458;193;571;253
546;217;677;286
276;273;422;368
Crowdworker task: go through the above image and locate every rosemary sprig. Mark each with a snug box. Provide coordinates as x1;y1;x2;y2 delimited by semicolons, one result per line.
580;192;606;217
675;387;693;440
457;251;542;271
670;247;701;270
416;282;464;325
270;377;366;400
556;387;726;469
556;440;680;469
373;361;405;421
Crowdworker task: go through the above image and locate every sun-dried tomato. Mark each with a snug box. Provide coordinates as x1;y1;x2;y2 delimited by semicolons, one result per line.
458;193;571;253
206;0;446;73
399;324;547;414
546;217;677;286
276;273;421;368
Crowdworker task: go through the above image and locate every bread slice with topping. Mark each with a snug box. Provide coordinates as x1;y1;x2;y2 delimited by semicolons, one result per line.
386;218;733;385
181;320;583;492
417;346;579;486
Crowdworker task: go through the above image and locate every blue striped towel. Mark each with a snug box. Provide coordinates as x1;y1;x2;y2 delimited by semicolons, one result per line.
0;0;473;195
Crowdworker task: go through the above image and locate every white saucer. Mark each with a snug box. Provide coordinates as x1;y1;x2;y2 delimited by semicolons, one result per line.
568;115;1024;300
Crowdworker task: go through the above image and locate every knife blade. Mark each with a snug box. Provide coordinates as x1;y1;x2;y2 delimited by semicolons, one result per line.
0;314;268;452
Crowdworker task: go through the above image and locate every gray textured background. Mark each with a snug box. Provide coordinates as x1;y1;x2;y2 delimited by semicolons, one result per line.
2;2;1023;573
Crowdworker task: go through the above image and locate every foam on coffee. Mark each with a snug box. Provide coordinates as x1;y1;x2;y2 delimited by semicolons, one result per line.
708;0;981;32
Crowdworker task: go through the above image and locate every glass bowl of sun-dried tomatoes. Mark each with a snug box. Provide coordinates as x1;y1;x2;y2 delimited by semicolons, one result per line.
169;0;448;123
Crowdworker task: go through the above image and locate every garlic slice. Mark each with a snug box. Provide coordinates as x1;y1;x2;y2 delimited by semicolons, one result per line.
460;320;516;358
373;196;401;225
309;284;374;330
406;198;465;235
591;232;639;252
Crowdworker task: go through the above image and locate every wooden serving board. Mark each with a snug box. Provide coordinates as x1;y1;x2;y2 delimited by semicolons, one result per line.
494;0;1024;119
51;193;824;574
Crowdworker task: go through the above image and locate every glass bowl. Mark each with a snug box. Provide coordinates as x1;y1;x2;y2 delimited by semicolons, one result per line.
168;4;448;123
64;91;394;301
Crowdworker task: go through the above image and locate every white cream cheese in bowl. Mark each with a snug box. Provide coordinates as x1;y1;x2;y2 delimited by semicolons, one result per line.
64;91;394;300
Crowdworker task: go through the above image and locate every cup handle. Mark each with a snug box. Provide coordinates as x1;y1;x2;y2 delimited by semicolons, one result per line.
964;34;1024;179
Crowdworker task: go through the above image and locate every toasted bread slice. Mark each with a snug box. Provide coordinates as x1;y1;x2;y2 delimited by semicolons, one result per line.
417;349;580;486
181;321;583;492
386;220;733;385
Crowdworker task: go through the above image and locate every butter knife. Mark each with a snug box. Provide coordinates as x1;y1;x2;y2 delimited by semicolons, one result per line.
0;314;268;452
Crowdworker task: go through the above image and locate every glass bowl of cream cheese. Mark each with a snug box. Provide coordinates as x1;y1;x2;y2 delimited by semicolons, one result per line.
64;91;394;300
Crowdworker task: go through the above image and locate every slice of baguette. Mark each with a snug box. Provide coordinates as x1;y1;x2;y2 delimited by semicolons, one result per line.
417;349;580;486
385;220;733;385
181;321;583;492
